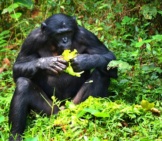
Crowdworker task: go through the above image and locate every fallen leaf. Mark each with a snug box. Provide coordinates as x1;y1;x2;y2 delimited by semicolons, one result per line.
31;9;40;18
0;68;4;73
151;108;161;116
3;58;10;66
7;44;17;49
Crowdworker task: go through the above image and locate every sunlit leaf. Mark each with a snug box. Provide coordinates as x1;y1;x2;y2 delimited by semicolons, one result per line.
135;39;151;47
62;49;77;61
98;4;108;10
141;100;154;111
83;108;110;118
0;30;10;37
92;137;101;141
107;60;132;73
24;137;38;141
152;34;162;40
62;49;84;77
2;3;19;14
15;0;33;9
96;27;103;31
135;41;145;47
10;13;22;20
0;116;5;123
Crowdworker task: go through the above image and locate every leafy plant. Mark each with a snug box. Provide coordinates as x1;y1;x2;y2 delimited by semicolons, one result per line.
0;30;10;49
108;60;132;73
141;4;157;20
2;1;33;21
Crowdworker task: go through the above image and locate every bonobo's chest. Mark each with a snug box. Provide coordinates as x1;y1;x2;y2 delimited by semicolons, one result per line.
38;45;58;57
36;71;87;97
46;73;80;88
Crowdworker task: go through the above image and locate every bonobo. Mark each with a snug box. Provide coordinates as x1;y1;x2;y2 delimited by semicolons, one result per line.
9;13;117;140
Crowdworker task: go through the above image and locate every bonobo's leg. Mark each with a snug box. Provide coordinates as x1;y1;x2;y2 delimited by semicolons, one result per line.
9;77;59;141
73;69;110;104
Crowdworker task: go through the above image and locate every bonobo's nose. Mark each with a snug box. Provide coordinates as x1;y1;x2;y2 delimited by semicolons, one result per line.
63;37;68;43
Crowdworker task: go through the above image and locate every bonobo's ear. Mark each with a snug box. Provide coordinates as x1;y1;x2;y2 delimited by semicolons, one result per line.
41;22;47;31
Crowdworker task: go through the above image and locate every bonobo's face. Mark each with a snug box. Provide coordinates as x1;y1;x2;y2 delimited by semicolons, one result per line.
41;14;78;54
54;28;73;51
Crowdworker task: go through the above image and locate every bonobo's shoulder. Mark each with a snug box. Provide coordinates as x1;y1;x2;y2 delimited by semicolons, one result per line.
78;26;93;35
77;26;101;43
21;27;44;51
27;28;42;38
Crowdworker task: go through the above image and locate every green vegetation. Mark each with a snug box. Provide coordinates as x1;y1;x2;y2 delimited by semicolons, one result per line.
62;49;84;77
0;0;162;140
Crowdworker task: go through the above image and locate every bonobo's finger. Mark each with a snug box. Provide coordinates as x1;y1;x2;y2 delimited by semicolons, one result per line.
53;65;64;72
57;56;67;64
55;61;67;69
47;67;59;74
50;58;65;66
70;57;83;72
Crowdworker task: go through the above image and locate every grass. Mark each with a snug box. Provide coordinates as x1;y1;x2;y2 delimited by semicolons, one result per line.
0;88;162;141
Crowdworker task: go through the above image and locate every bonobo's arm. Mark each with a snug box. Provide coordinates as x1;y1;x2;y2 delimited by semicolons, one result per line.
13;28;66;81
71;27;116;73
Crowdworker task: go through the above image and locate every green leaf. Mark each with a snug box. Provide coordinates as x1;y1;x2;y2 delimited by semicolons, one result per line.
146;43;151;52
141;5;157;20
141;100;154;111
0;30;10;37
92;137;101;141
131;50;139;57
62;49;84;77
24;137;38;141
0;116;5;123
96;27;103;31
152;34;162;40
107;60;132;73
0;40;7;44
121;16;137;25
158;11;162;15
123;127;133;133
98;4;108;10
121;16;131;25
135;41;145;47
2;3;19;14
10;13;22;20
14;0;34;9
62;49;77;61
135;39;151;48
83;108;110;118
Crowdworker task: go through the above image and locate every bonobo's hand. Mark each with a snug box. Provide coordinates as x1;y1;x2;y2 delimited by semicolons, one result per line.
37;56;67;74
70;54;89;72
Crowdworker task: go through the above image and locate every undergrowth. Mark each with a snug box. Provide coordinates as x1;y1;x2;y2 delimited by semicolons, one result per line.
0;0;162;140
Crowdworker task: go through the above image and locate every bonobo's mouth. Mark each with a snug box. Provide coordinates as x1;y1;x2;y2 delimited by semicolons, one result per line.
57;46;71;55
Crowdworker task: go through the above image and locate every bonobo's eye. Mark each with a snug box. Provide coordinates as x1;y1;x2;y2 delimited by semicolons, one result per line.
66;31;74;37
58;31;73;35
56;31;73;41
